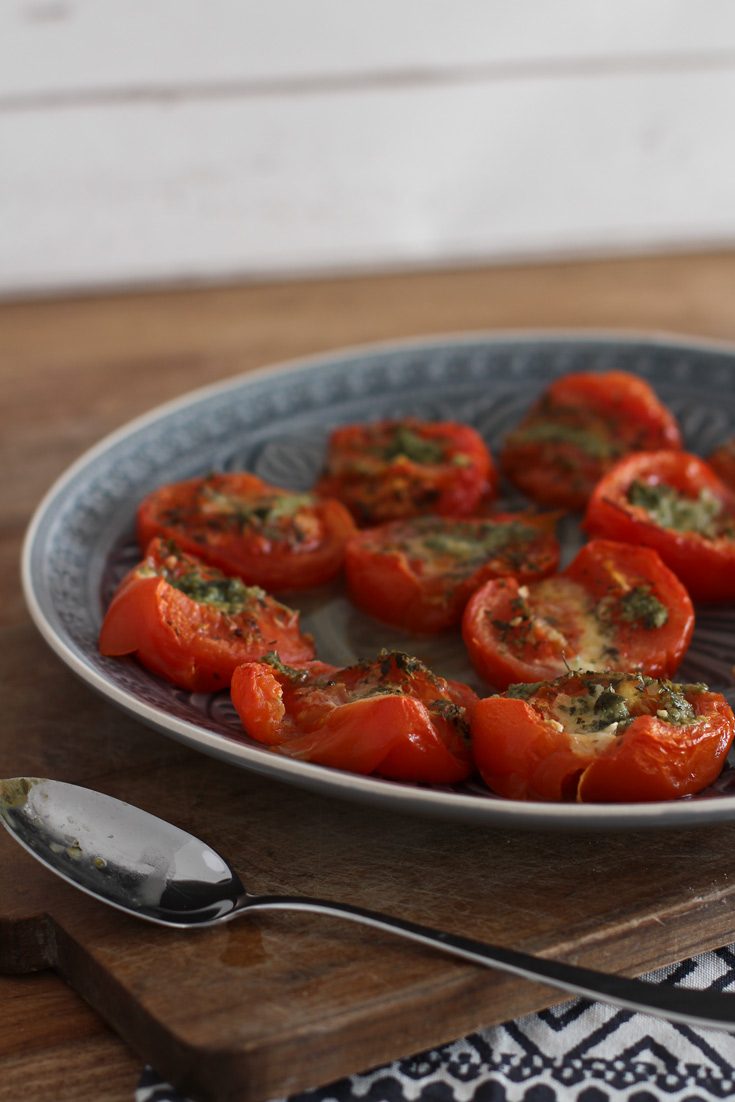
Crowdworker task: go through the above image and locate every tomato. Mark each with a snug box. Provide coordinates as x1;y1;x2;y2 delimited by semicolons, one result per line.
471;671;735;802
709;438;735;491
462;539;694;689
315;418;496;524
98;538;315;692
584;451;735;601
231;650;477;783
137;473;356;591
345;513;560;634
501;371;682;510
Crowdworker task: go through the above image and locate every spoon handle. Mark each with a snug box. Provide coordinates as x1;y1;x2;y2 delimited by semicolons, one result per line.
247;895;734;1032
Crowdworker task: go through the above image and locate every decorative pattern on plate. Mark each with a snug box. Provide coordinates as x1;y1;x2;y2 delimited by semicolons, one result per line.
23;335;735;828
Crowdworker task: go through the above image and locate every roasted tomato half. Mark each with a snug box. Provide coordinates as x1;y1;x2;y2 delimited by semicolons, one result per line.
137;472;356;591
709;438;735;492
345;513;560;634
231;650;477;783
315;418;496;524
99;538;315;692
501;371;682;510
462;539;694;689
584;451;735;601
471;670;735;802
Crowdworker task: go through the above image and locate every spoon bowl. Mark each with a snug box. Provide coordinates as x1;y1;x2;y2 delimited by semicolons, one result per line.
0;778;244;925
3;776;735;1033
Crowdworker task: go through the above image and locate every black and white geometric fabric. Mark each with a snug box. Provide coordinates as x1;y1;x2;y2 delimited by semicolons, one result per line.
135;946;735;1102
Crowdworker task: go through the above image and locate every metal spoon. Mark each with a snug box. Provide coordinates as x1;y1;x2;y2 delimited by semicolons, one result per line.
2;777;734;1032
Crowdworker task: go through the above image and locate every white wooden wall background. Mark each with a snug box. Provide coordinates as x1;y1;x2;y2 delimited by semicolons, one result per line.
2;0;735;295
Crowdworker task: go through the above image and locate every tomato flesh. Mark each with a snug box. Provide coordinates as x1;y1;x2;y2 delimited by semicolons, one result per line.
709;438;735;492
99;538;314;692
471;671;735;802
501;371;682;510
584;450;735;601
462;539;694;688
345;512;559;633
316;418;496;524
231;651;477;783
137;472;356;591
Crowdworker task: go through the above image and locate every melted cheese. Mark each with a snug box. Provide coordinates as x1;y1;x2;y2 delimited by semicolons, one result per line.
549;686;620;754
569;612;615;672
530;578;613;671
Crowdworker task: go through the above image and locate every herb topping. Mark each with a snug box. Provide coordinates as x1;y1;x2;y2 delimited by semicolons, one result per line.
627;480;732;539
617;586;669;630
381;426;446;465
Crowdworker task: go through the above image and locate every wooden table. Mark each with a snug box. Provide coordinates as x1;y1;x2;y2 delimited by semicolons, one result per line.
4;251;735;1101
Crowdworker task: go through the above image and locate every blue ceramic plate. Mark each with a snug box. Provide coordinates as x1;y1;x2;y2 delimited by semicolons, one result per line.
21;333;735;829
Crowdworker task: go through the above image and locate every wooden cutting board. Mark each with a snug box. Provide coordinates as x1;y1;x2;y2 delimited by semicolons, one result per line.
4;623;735;1102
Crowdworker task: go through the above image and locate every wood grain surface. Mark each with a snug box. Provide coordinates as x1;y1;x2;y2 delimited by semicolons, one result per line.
3;253;735;1102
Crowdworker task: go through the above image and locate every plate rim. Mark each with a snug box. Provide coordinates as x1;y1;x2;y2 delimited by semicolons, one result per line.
21;327;735;831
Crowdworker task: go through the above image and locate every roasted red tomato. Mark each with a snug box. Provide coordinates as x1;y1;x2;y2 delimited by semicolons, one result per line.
231;650;477;783
709;438;735;491
345;513;560;634
471;671;735;802
315;418;496;524
99;538;315;692
584;451;735;601
137;473;356;591
501;371;682;510
462;539;694;689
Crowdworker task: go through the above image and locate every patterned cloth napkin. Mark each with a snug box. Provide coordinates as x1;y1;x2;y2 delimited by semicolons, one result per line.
135;946;735;1102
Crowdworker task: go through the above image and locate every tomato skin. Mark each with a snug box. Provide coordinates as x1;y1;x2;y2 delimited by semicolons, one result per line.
471;697;591;802
464;575;581;689
563;540;694;674
316;419;496;525
584;451;735;601
462;539;694;689
577;691;735;802
231;651;476;783
709;438;735;491
471;673;735;803
501;371;682;510
344;513;560;634
137;473;356;591
99;539;314;692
